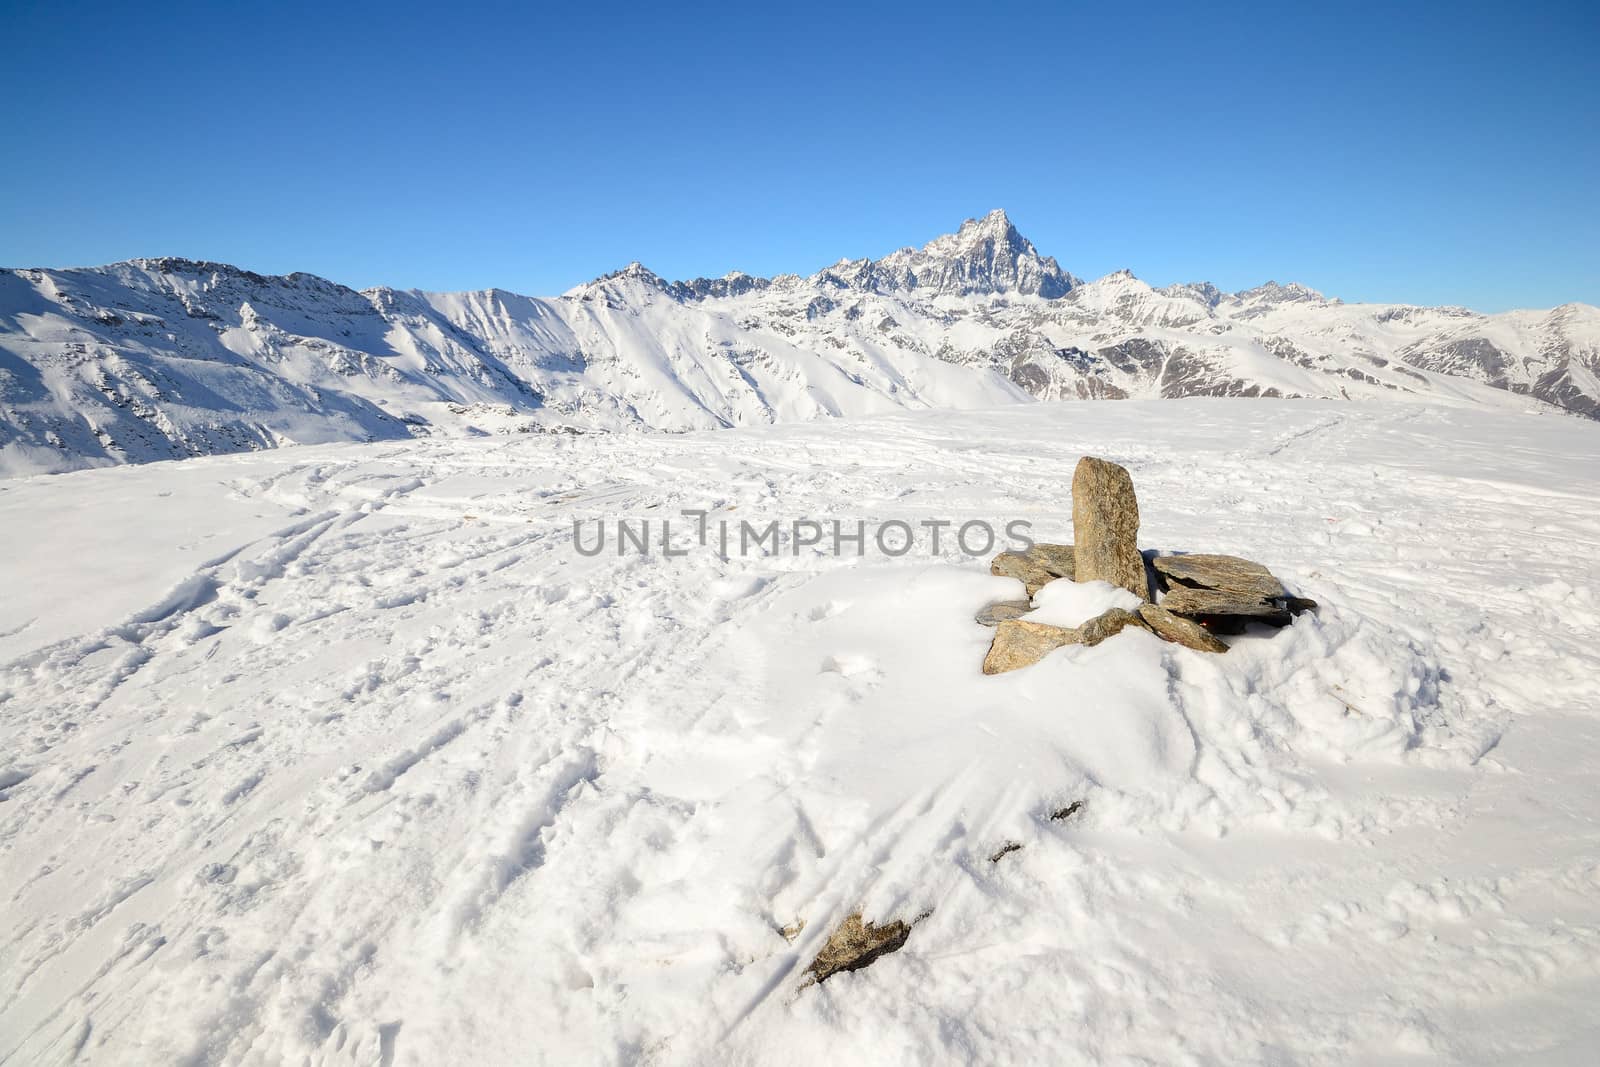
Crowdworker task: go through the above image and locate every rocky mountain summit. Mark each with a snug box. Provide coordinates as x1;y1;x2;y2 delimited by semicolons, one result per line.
814;209;1079;298
3;213;1597;475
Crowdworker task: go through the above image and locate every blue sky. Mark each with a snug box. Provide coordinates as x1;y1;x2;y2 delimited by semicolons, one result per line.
3;1;1595;311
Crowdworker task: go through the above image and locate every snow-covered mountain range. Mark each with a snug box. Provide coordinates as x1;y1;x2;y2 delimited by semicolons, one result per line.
3;209;1597;475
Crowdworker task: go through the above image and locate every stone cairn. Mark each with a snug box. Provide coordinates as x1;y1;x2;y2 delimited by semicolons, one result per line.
980;456;1317;674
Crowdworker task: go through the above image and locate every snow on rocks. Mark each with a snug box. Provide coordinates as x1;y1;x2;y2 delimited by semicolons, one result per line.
1026;573;1143;627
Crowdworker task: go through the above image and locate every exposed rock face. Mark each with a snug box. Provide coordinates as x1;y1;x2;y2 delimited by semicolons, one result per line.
1153;553;1317;627
1071;457;1148;600
975;599;1034;626
1135;603;1229;653
806;913;913;985
862;210;1079;299
989;543;1075;596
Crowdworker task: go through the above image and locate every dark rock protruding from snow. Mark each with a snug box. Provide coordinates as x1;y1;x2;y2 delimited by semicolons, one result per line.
806;913;914;985
1071;457;1149;600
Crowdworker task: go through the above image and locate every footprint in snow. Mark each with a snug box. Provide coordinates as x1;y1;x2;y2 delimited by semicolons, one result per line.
820;654;878;680
806;600;849;622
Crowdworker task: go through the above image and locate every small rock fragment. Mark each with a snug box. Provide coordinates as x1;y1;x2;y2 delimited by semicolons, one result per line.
1136;603;1229;653
974;599;1034;627
806;913;913;985
1071;457;1148;600
1050;800;1085;822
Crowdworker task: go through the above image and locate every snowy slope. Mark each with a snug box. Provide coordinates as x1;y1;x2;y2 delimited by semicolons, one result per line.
4;213;1598;477
0;257;1027;477
3;400;1599;1064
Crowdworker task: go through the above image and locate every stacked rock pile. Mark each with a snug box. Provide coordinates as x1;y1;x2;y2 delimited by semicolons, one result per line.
980;456;1317;674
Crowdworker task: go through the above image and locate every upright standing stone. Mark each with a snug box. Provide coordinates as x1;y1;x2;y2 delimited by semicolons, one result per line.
1071;456;1148;600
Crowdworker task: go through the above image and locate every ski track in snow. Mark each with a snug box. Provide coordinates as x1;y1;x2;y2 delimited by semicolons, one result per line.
1;398;1599;1065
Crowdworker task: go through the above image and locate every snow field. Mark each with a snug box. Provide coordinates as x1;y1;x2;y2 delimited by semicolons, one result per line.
1;398;1599;1064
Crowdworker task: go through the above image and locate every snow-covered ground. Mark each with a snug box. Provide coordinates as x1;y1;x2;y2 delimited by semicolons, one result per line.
2;398;1599;1065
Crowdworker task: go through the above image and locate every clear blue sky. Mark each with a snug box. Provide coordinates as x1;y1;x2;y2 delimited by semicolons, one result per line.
3;1;1595;311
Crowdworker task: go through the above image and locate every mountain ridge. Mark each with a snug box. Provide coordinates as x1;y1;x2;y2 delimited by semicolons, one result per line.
4;213;1598;476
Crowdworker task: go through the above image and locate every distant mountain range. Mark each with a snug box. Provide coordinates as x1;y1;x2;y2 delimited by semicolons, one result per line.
3;210;1596;475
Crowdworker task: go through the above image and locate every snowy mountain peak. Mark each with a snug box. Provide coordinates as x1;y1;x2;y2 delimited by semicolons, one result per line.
868;210;1078;299
1159;281;1227;308
655;211;1076;304
566;261;679;303
618;260;663;283
1074;269;1155;298
127;256;275;282
950;208;1025;247
674;269;774;301
1062;267;1213;327
1235;280;1333;306
119;257;359;300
